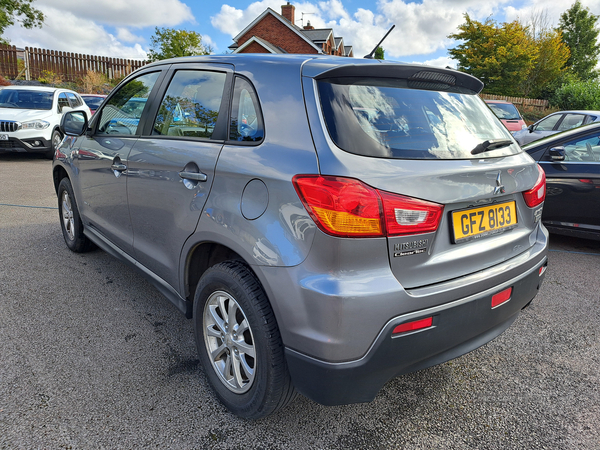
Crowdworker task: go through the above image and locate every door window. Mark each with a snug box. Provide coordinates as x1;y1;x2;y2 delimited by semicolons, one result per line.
66;92;81;108
557;114;585;131
229;77;264;142
57;93;70;113
561;133;600;162
535;114;562;131
152;70;226;139
96;72;160;136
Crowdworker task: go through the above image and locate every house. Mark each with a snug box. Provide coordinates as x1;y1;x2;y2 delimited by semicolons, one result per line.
228;3;354;57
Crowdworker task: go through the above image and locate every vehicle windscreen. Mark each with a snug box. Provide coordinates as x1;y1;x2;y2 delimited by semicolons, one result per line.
317;77;521;159
0;89;53;110
487;103;521;120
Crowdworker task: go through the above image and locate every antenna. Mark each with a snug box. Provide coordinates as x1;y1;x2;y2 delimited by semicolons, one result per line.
297;12;314;27
364;25;395;59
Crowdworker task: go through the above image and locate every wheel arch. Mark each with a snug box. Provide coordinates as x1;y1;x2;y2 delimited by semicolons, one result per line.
52;164;69;195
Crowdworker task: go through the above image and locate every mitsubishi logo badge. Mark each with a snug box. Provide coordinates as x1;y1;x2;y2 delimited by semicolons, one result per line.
494;172;505;195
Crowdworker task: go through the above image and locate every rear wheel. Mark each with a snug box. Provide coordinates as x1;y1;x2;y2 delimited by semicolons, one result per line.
194;261;296;419
58;178;95;253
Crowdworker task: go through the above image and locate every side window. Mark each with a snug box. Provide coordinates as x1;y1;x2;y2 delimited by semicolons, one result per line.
66;92;80;108
229;77;264;142
57;93;70;113
97;72;160;136
557;113;585;131
561;133;600;162
152;70;226;139
535;114;562;131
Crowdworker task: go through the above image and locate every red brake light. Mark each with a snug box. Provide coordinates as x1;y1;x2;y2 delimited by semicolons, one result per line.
293;175;444;238
523;164;546;208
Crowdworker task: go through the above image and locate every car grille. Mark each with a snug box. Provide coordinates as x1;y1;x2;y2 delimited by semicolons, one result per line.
0;121;19;132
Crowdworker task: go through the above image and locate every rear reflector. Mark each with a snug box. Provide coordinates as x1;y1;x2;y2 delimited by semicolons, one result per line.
491;287;512;308
539;265;547;276
392;317;433;335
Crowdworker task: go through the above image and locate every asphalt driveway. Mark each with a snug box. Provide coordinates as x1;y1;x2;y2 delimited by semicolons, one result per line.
1;153;599;449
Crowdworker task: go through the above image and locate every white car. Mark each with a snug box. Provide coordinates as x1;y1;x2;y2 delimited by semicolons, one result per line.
0;86;91;159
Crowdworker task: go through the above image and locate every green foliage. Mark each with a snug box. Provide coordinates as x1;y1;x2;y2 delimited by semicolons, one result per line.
38;69;62;85
558;0;600;81
147;27;212;62
0;0;44;44
448;14;537;96
551;79;600;109
374;47;384;60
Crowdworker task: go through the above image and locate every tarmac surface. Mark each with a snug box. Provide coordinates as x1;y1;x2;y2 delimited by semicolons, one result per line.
1;153;599;449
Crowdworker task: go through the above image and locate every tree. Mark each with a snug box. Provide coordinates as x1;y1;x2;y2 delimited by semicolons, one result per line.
558;0;600;80
448;14;538;96
374;47;384;60
147;27;212;62
520;10;570;99
0;0;44;44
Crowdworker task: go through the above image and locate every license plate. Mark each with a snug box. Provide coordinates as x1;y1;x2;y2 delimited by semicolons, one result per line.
452;201;518;243
0;134;8;140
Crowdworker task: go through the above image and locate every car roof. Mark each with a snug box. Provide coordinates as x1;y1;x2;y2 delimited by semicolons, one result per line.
484;100;514;104
2;85;59;93
523;121;600;150
545;110;600;116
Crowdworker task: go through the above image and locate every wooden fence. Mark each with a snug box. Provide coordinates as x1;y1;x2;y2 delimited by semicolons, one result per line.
480;93;549;110
0;44;147;82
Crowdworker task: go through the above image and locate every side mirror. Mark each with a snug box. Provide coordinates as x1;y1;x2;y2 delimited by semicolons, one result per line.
528;124;534;133
549;146;565;161
60;110;88;137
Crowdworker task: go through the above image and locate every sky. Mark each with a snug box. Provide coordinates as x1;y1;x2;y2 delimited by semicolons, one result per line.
4;0;600;68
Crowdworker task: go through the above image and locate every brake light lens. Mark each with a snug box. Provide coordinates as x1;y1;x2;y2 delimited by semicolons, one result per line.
293;175;444;238
392;317;433;335
523;164;546;208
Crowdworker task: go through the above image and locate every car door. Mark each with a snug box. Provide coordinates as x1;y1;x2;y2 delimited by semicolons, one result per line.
126;64;232;289
539;129;600;231
75;70;165;254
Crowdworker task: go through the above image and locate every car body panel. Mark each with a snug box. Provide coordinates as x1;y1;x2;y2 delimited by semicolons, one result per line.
514;110;600;146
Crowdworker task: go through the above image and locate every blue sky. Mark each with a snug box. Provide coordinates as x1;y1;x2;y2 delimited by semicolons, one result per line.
4;0;598;68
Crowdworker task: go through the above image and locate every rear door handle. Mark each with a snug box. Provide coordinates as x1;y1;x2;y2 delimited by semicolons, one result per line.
179;171;207;182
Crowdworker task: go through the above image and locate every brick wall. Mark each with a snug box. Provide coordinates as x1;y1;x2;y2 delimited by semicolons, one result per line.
242;41;272;53
237;14;318;54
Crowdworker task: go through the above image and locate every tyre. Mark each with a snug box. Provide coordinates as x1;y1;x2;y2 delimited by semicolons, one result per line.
193;261;296;419
45;129;62;160
57;178;95;253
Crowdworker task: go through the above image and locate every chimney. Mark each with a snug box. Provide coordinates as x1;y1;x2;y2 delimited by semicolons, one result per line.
304;20;314;30
281;2;295;24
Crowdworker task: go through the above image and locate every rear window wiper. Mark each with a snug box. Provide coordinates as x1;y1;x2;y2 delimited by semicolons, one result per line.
471;139;513;155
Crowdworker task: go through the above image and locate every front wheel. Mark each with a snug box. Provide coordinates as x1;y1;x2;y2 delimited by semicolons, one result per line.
193;261;296;419
45;129;62;160
57;178;95;253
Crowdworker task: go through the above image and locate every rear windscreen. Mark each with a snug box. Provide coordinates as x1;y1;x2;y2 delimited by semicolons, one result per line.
317;78;521;160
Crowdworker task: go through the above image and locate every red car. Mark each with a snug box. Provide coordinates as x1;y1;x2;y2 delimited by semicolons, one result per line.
80;94;107;115
485;100;527;133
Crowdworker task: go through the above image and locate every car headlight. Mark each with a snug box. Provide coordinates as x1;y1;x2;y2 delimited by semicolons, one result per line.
521;124;527;129
19;120;50;130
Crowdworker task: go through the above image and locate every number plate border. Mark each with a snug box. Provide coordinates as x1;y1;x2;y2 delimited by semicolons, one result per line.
450;201;518;244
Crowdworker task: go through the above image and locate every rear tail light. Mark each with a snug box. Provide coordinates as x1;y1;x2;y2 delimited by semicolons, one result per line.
523;164;546;208
293;175;444;238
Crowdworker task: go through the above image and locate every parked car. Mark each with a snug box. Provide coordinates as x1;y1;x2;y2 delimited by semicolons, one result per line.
0;86;90;159
523;121;600;240
80;94;106;114
485;100;527;133
514;110;600;146
53;54;548;419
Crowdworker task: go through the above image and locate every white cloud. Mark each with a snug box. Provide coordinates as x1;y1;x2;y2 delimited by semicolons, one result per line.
211;0;284;36
4;7;147;60
35;0;194;28
419;56;457;68
116;28;143;44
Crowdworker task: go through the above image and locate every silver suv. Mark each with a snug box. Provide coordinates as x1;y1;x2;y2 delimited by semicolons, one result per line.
52;54;548;419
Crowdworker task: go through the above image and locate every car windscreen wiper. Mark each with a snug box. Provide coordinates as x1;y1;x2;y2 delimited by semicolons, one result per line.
471;139;513;155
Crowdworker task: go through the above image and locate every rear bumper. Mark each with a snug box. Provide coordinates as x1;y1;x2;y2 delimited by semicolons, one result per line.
285;253;547;406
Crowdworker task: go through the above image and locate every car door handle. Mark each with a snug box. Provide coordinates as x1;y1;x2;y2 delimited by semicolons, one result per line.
111;163;127;171
179;171;207;182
